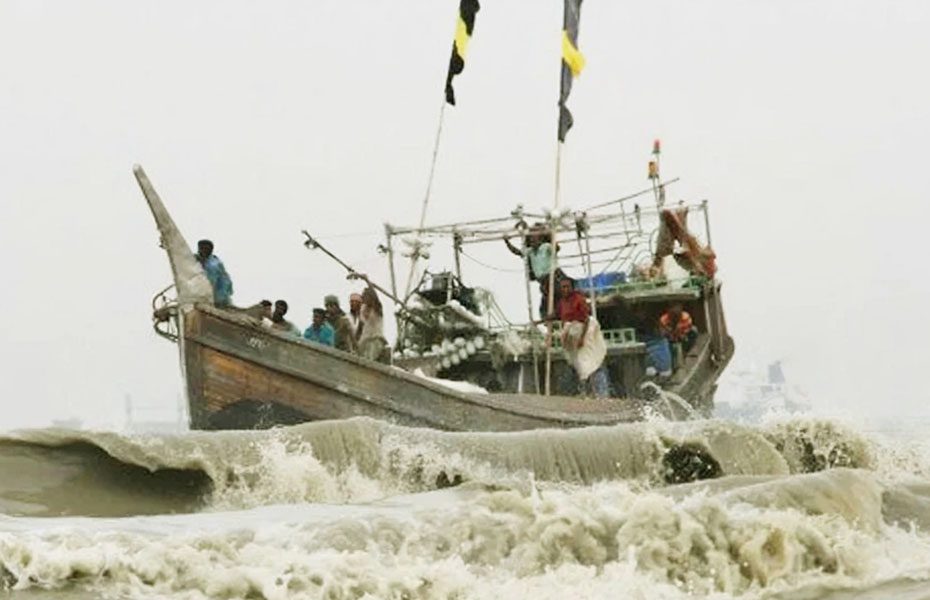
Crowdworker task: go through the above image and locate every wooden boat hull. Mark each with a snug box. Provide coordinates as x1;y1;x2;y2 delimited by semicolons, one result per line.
181;306;650;431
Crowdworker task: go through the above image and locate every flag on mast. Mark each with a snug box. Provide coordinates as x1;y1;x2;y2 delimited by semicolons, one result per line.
558;0;586;142
444;0;480;105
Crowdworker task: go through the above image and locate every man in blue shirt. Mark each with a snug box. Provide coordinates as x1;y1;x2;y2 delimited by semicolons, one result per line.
196;239;234;307
303;308;335;346
504;225;564;317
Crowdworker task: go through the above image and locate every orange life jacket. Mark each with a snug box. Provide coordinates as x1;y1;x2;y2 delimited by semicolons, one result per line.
659;311;693;341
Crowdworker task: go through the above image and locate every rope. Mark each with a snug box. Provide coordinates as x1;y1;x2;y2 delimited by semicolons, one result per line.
459;249;525;273
416;99;448;232
583;177;681;212
314;230;383;241
403;98;448;298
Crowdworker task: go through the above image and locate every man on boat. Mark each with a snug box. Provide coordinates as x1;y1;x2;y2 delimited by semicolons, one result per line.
195;239;234;307
303;308;335;346
659;303;698;352
348;293;363;340
323;295;357;353
652;206;716;280
504;224;564;316
270;300;300;336
554;277;610;398
355;279;388;362
243;299;273;322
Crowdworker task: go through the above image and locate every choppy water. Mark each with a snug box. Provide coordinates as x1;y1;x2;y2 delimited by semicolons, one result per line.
2;415;930;599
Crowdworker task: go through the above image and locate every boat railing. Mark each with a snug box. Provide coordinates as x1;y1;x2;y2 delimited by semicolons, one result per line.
151;283;180;343
387;199;712;288
386;190;715;364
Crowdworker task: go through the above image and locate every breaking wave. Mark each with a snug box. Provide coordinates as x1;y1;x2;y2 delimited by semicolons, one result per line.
0;416;923;517
4;417;930;598
3;469;930;598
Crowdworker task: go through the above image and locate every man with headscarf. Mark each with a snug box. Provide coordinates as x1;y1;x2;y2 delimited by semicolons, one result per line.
324;294;357;353
355;279;388;362
195;239;234;307
348;293;363;341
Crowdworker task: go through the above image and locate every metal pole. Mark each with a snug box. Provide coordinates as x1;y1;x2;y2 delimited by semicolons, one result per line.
452;231;463;280
701;199;713;248
302;230;404;307
544;142;563;396
384;223;399;299
518;227;541;394
577;216;597;321
383;223;403;348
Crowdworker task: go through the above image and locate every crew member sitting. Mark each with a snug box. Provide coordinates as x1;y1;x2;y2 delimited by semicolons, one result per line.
195;239;234;307
324;294;357;353
659;303;698;352
270;300;300;336
555;277;610;398
304;308;335;346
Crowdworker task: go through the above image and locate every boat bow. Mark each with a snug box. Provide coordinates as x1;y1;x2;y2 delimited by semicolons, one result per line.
133;164;213;307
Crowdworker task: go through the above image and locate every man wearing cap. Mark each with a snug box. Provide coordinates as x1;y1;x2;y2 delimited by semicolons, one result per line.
303;308;335;346
324;295;357;353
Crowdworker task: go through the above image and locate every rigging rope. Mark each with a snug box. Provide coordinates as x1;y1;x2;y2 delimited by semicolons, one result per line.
403;99;448;298
459;249;525;273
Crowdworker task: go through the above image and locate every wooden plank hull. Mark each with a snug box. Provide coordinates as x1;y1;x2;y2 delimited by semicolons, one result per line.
181;306;649;431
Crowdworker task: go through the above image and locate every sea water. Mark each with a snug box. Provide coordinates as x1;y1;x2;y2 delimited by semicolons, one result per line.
2;413;930;599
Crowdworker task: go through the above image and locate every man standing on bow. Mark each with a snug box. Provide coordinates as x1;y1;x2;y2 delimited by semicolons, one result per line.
195;239;233;307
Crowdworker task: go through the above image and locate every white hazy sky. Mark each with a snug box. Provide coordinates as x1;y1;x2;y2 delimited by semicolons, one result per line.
2;0;929;429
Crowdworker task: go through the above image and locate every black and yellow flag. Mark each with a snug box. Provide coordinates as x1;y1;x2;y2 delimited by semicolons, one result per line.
444;0;480;106
558;0;586;142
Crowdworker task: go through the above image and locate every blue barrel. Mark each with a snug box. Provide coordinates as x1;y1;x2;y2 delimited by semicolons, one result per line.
644;336;672;373
578;271;627;294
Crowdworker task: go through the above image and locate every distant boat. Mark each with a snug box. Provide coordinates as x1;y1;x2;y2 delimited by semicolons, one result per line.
123;394;187;435
714;360;810;421
50;418;83;430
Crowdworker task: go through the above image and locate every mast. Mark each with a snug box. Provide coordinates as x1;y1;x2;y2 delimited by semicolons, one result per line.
543;144;563;396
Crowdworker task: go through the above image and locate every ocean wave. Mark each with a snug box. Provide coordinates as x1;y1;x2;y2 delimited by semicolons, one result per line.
3;470;930;598
0;416;924;518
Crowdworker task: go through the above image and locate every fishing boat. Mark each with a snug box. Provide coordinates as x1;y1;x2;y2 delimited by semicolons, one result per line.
136;160;732;431
136;1;733;431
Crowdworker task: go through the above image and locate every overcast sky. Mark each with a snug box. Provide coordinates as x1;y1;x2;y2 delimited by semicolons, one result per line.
2;0;929;429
